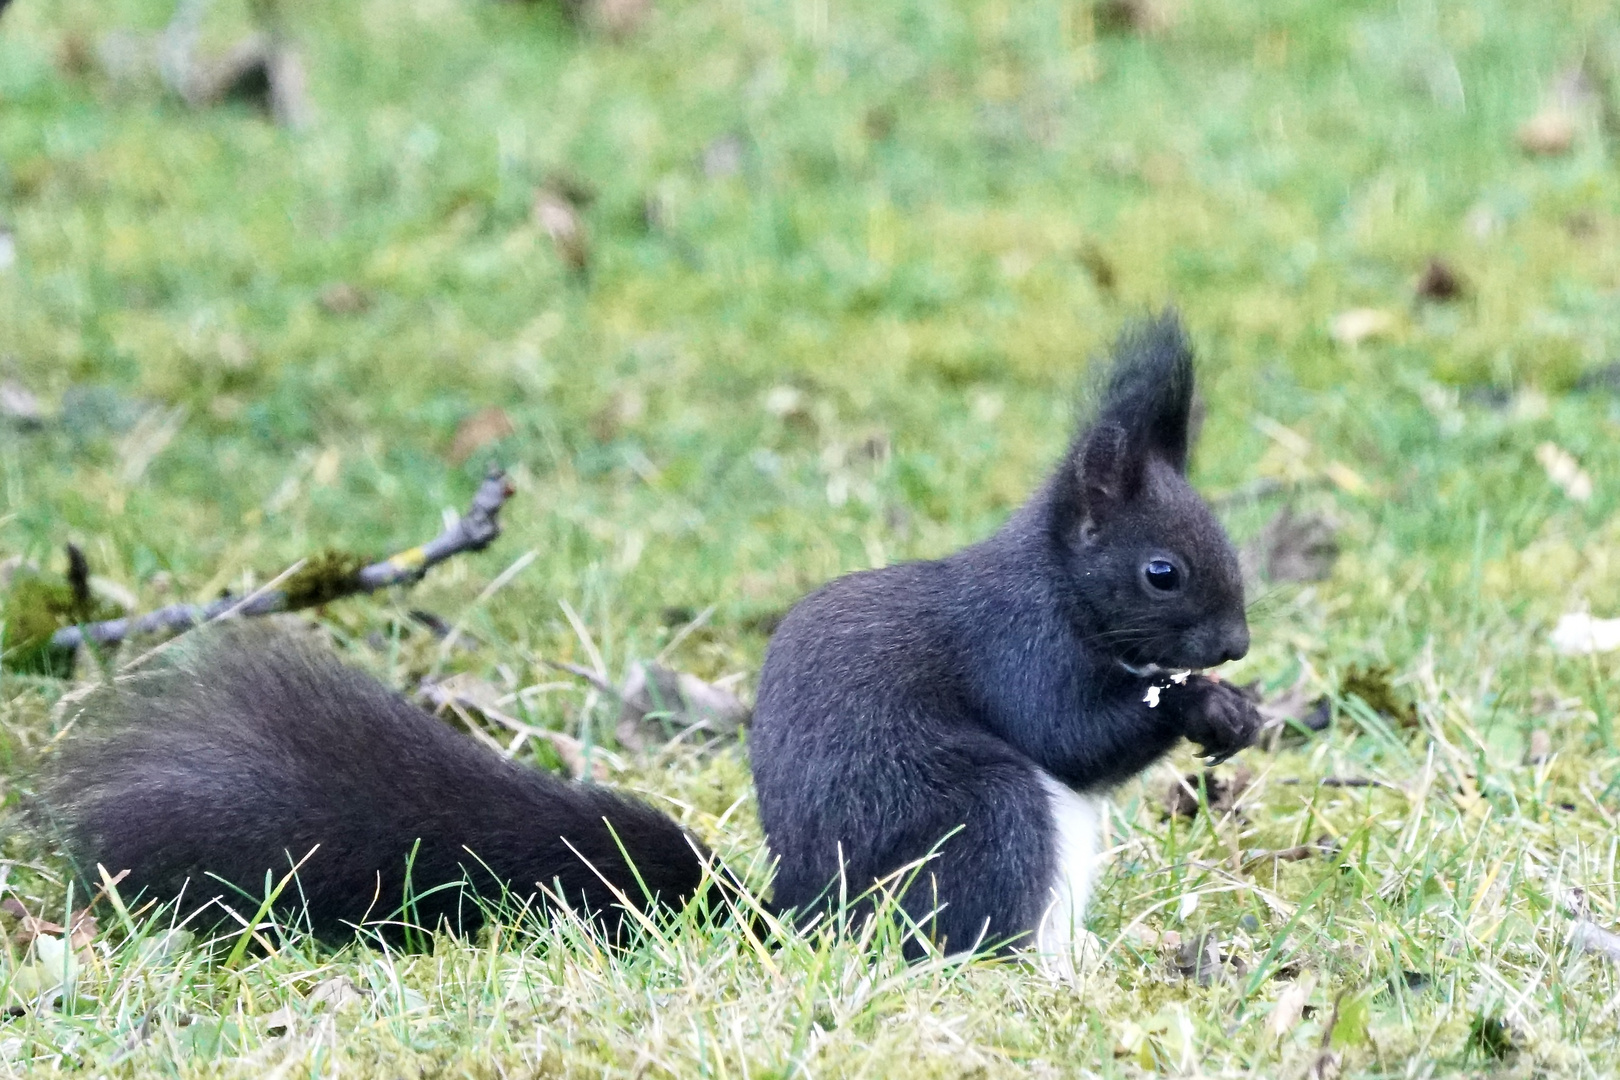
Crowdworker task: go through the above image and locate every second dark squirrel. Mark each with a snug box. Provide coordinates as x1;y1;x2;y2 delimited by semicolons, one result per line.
34;312;1259;962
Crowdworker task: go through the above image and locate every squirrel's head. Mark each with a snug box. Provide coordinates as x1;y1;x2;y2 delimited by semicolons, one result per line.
1054;313;1249;672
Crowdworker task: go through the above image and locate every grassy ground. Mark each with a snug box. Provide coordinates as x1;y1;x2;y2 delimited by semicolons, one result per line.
3;0;1620;1073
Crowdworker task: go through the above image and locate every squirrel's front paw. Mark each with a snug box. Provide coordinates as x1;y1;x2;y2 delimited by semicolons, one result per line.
1163;676;1260;764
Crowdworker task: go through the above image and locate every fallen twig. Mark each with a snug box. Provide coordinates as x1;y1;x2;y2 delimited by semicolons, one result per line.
1241;835;1339;869
50;466;514;651
546;657;616;694
1279;776;1400;791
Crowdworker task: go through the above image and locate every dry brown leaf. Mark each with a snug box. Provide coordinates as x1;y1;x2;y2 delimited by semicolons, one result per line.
540;730;611;781
533;189;590;275
1568;919;1620;965
1077;242;1118;295
616;661;750;750
1518;106;1576;155
1123;925;1182;951
1173;931;1247;985
1;899;99;964
589;387;646;442
318;282;372;316
1250;677;1332;750
1572;919;1620;963
419;673;615;781
308;974;367;1011
262;1005;298;1037
1244;504;1339;584
1164;766;1251;819
1095;0;1177;35
642;189;675;233
1330;308;1395;347
864;106;896;141
1268;971;1318;1043
56;32;96;78
583;0;652;39
448;406;515;466
1415;257;1465;302
1536;442;1593;501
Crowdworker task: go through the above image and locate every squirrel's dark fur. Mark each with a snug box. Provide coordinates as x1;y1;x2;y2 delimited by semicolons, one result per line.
750;313;1258;956
33;313;1257;958
36;633;716;942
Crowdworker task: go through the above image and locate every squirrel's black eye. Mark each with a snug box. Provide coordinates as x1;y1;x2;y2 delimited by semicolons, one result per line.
1143;559;1182;592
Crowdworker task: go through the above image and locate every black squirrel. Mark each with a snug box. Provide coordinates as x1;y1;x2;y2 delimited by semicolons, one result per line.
34;312;1258;958
750;312;1258;964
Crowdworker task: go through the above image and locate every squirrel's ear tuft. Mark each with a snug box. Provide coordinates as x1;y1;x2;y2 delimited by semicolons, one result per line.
1094;311;1197;475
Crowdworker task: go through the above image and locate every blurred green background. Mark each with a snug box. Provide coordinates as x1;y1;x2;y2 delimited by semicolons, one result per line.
4;1;1620;1073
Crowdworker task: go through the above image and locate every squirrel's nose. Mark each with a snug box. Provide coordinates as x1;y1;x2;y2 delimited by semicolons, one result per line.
1218;621;1250;663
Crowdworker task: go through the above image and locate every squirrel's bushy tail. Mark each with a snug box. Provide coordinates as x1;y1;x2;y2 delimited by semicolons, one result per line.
34;631;715;942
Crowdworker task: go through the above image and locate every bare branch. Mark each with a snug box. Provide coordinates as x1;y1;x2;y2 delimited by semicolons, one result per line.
50;466;514;652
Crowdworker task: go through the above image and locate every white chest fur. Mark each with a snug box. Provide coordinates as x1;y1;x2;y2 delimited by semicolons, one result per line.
1032;771;1105;979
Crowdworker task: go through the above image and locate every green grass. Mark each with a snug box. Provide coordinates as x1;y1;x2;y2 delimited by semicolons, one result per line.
4;0;1620;1073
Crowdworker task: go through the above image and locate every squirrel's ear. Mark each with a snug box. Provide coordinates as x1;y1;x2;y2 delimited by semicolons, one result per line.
1073;422;1128;531
1094;313;1196;475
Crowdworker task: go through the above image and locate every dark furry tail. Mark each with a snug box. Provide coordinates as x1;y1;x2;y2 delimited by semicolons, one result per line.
34;631;719;943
